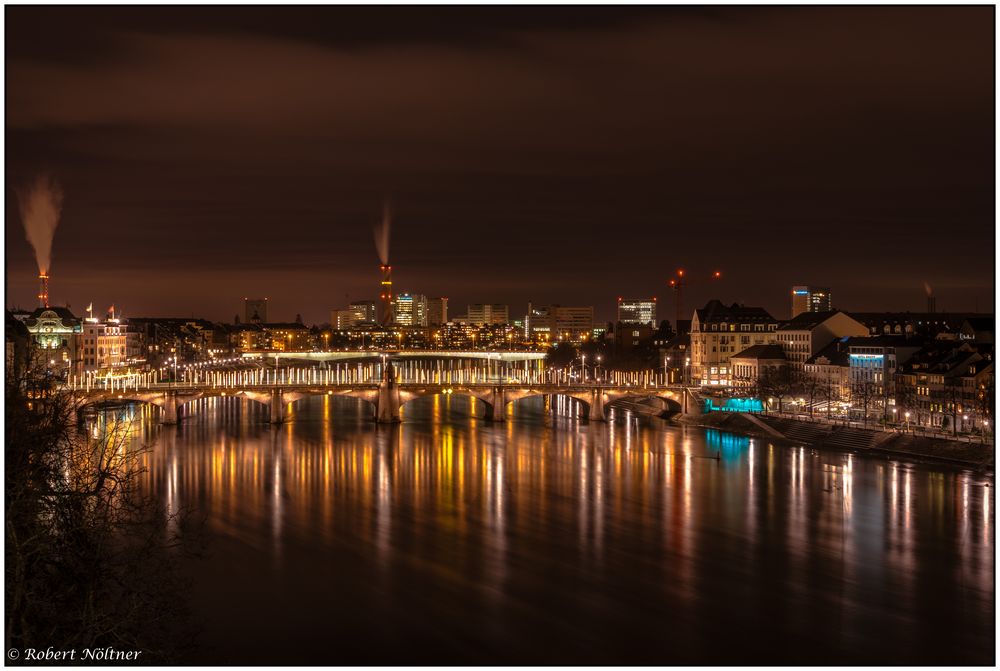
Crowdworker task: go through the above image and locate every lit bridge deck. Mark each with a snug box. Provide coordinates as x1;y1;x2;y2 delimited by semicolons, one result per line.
68;379;698;425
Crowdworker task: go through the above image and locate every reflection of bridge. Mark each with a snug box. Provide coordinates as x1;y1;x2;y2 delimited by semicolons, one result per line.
71;362;700;425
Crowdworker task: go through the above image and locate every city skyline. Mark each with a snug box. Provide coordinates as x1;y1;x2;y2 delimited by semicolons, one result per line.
5;6;993;667
6;6;994;323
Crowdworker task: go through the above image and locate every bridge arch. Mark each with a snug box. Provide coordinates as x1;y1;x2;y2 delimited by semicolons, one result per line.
604;392;683;416
505;391;593;417
397;389;495;420
280;390;378;420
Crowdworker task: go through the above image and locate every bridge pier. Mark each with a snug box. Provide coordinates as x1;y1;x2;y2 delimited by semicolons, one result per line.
589;388;607;422
269;389;285;424
161;391;178;425
377;360;401;423
682;387;703;416
489;387;506;422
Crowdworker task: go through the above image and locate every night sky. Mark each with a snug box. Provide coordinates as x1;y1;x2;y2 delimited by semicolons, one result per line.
6;6;994;324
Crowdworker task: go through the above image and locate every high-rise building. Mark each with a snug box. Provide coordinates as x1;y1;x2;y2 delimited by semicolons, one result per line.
790;286;832;318
331;309;356;330
617;297;657;325
393;293;428;326
467;303;509;325
244;297;268;323
526;303;594;343
427;297;449;326
350;300;376;324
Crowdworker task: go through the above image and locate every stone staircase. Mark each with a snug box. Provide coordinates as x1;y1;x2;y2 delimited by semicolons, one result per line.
752;415;886;452
822;425;882;451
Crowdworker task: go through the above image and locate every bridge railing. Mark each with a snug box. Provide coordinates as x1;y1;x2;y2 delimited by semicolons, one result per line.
64;363;683;394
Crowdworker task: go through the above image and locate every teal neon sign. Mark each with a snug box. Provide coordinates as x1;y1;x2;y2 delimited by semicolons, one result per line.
703;397;765;413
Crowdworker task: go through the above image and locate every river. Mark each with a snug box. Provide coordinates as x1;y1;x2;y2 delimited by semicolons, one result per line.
111;394;993;664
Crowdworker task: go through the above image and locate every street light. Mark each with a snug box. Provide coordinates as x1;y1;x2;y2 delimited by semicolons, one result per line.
905;411;911;433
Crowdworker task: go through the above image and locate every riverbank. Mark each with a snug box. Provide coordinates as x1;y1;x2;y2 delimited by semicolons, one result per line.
676;412;994;471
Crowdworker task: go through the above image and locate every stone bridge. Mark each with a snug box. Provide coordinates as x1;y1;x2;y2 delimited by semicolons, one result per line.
71;363;702;425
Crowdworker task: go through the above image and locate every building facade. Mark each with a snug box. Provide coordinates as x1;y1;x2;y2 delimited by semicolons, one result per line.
617;297;657;326
467;303;509;326
895;342;994;431
427;297;449;326
776;310;869;372
689;300;778;386
846;335;923;419
730;344;787;390
394;294;428;327
23;307;82;377
80;318;129;372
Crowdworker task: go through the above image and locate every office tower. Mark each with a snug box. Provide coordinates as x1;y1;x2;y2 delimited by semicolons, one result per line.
617;297;657;325
790;286;832;318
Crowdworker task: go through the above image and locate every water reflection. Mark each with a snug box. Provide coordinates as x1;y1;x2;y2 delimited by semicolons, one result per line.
112;395;994;664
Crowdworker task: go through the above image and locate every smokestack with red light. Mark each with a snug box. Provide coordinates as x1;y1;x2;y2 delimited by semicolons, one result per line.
38;272;49;308
374;200;393;325
379;264;394;325
924;281;936;314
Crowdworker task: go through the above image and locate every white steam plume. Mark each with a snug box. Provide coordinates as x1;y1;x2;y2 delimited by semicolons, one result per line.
17;175;64;274
374;199;391;265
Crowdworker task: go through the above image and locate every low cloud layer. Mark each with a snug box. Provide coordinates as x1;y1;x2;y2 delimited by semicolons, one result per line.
6;6;993;321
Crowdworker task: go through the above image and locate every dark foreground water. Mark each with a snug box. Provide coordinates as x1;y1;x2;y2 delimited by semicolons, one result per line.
117;395;993;664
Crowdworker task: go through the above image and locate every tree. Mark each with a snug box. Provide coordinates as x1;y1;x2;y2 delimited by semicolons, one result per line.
820;373;841;420
894;377;919;428
6;352;197;660
799;372;822;418
758;366;796;414
975;373;994;437
850;378;880;427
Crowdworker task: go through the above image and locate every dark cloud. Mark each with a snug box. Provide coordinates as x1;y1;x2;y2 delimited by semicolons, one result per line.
5;6;993;323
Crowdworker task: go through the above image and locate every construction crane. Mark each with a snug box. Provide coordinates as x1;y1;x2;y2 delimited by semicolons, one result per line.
668;269;722;328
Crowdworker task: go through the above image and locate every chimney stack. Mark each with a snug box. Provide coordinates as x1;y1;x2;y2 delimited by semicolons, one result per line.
37;272;49;308
379;264;394;325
